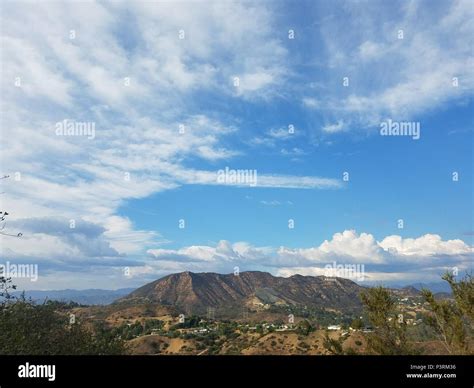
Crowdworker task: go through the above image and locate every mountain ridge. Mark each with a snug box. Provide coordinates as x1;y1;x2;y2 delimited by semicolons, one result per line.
119;271;366;314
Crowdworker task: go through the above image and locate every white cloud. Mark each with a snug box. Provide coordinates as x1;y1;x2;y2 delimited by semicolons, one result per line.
322;121;345;134
280;147;306;157
247;126;301;150
147;240;271;264
379;234;473;256
278;230;472;265
1;37;74;106
255;174;342;189
320;230;384;260
259;200;293;206
234;71;275;96
268;127;293;139
3;217;120;259
274;268;442;284
358;40;385;60
308;0;474;128
144;230;472;284
277;230;385;264
2;222;471;287
302;97;320;108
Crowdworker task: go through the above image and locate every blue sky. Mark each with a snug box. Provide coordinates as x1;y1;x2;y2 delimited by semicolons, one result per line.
0;0;472;290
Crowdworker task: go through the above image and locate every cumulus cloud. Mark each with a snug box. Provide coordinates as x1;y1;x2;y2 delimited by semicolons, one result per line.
145;230;472;284
2;222;471;286
147;240;271;264
379;234;473;256
3;217;120;259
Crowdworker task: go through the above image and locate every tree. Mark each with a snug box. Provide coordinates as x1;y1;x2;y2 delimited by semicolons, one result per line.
360;286;414;355
350;318;363;330
323;333;344;355
0;275;16;300
0;295;125;355
0;182;122;354
296;319;313;336
421;272;473;355
0;175;22;238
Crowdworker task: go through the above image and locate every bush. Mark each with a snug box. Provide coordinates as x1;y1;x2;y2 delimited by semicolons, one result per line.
0;298;124;355
150;341;161;353
299;342;310;349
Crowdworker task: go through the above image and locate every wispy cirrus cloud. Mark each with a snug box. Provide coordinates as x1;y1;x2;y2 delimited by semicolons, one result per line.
0;1;342;289
303;0;474;130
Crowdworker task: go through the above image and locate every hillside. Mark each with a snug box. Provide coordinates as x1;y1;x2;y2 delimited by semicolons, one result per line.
119;271;365;315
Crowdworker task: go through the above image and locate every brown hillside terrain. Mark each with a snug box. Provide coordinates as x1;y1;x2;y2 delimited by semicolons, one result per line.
119;271;365;315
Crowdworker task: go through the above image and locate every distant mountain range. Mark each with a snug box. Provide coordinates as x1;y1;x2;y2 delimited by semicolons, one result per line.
118;271;366;314
11;288;135;305
406;282;452;294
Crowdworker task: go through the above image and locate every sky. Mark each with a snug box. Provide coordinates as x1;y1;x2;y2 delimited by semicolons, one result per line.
0;0;472;290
